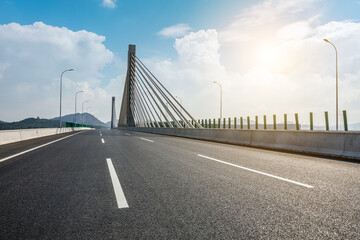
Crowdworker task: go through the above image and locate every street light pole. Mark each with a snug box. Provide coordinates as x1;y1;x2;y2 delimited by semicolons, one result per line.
213;81;222;120
59;68;74;127
323;39;338;131
82;100;88;126
74;90;83;126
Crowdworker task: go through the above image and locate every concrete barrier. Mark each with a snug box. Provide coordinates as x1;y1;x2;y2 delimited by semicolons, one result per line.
120;127;360;160
0;127;91;145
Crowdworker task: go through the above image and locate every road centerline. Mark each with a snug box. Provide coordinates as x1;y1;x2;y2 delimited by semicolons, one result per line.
197;154;314;189
124;133;131;136
140;137;154;143
106;158;129;209
101;138;105;144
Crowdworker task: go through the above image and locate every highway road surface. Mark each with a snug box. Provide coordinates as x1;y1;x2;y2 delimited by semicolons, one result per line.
0;129;359;239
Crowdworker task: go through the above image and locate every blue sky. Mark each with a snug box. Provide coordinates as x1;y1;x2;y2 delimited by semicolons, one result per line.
2;0;358;58
0;0;252;55
0;0;263;90
1;0;360;127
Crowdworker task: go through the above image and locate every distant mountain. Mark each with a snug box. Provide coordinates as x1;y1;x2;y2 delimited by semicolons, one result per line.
52;113;108;128
106;119;118;127
0;117;59;130
0;113;109;130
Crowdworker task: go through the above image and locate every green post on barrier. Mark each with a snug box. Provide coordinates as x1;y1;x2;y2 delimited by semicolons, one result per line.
218;118;220;129
247;116;250;130
240;117;243;129
234;117;237;129
325;111;329;131
223;118;226;129
198;119;200;128
205;119;207;128
201;119;204;128
273;114;276;130
213;119;216;128
263;115;267;130
284;114;287;130
228;117;231;129
295;113;299;130
255;116;258;129
343;110;348;131
310;112;313;131
209;119;212;129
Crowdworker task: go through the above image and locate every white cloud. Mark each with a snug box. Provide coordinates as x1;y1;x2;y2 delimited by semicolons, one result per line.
143;29;228;119
143;0;360;127
102;0;117;8
276;20;315;41
174;30;221;67
220;0;320;42
157;24;191;38
0;22;115;122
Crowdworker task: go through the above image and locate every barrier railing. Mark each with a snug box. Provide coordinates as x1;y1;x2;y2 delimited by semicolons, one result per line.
65;122;93;128
138;110;352;131
193;110;349;131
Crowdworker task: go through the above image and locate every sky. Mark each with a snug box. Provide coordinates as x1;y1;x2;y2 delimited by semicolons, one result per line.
0;0;360;128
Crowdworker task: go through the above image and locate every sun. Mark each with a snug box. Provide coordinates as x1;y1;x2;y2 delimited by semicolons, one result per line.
256;44;282;69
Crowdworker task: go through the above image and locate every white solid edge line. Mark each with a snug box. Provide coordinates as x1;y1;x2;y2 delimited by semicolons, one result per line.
197;154;314;189
124;133;130;136
101;138;105;143
106;158;129;209
140;137;154;143
0;131;84;163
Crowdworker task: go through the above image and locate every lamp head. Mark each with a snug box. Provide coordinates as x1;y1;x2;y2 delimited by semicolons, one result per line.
323;39;329;42
68;68;74;71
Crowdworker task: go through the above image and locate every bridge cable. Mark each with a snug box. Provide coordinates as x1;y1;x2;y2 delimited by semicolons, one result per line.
130;57;175;127
132;58;183;128
130;59;169;128
134;79;161;128
133;80;156;127
134;58;193;128
135;56;202;128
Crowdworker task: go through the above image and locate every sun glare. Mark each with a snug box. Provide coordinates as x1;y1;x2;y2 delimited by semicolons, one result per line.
257;46;281;67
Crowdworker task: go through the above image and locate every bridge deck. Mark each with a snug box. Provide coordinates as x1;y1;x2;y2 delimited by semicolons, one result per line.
0;129;359;239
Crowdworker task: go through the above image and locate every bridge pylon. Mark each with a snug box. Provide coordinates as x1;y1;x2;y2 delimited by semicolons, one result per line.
119;45;136;127
118;45;201;129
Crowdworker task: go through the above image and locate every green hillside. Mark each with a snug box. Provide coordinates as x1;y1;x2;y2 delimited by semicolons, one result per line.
0;117;59;130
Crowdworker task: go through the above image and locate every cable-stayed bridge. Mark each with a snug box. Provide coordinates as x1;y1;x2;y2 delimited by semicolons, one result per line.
118;45;201;129
0;45;359;239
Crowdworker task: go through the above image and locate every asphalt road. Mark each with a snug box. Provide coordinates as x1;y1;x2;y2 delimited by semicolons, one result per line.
0;129;359;239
